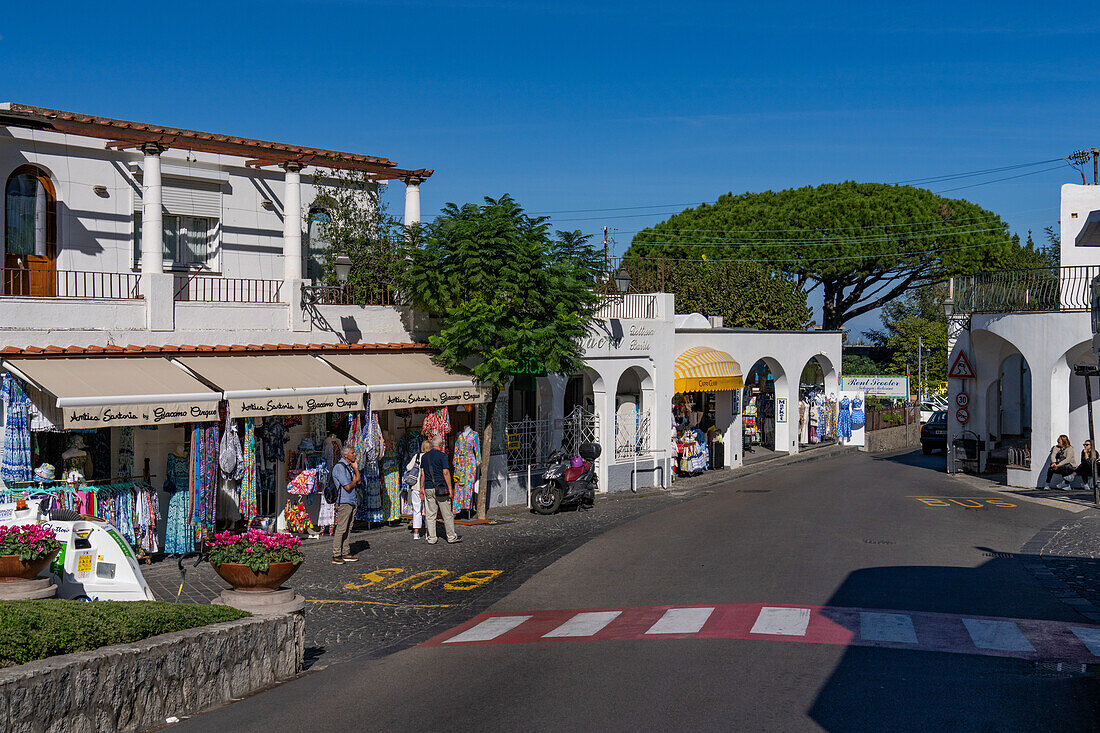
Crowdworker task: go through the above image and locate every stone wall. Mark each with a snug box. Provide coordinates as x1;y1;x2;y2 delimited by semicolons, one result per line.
861;422;920;453
0;612;304;733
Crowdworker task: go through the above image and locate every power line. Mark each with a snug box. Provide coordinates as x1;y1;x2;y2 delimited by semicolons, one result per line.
933;164;1073;193
892;158;1067;185
617;240;1010;264
627;224;1011;247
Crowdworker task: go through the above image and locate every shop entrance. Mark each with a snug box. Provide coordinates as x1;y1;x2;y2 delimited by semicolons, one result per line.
744;359;777;451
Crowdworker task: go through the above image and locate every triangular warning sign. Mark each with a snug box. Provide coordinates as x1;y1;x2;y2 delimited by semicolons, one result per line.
949;351;976;379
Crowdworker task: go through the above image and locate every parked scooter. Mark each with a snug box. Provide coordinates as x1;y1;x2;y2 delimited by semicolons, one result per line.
531;442;601;515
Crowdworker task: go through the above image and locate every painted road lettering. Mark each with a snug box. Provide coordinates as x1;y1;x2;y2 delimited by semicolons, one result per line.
347;568;502;592
911;497;1016;508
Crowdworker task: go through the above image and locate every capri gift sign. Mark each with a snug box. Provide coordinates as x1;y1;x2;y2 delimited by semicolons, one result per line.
840;375;909;399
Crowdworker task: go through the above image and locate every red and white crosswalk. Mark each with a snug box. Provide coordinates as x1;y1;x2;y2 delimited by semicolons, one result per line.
422;602;1100;664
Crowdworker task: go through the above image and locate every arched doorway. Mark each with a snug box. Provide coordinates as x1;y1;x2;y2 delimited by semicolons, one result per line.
799;355;834;446
615;366;653;460
745;358;784;451
4;164;57;296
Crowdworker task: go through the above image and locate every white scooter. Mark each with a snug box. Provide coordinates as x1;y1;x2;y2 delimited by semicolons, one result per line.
0;497;155;601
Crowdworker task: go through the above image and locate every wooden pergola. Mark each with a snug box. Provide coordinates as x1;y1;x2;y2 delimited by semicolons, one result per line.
0;103;432;181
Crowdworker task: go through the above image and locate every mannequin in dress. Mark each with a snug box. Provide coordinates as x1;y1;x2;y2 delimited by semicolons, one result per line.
452;424;481;515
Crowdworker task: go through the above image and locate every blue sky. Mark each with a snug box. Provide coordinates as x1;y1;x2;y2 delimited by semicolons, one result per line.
3;1;1096;336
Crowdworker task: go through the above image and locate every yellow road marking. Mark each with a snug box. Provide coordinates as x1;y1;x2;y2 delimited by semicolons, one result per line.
908;496;1017;507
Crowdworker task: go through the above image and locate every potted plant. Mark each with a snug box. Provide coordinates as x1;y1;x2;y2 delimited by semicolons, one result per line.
0;524;60;581
208;529;305;591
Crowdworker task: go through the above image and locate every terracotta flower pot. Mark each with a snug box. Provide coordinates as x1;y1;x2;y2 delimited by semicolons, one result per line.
0;550;58;582
212;561;301;591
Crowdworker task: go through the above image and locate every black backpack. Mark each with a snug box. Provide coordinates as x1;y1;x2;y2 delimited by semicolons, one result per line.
323;463;342;504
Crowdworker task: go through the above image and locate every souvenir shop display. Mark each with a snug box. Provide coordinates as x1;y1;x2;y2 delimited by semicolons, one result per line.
380;437;401;522
1;373;32;486
452;426;481;515
834;390;866;447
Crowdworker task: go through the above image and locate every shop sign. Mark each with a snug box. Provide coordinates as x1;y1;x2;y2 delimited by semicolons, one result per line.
840;375;909;399
581;321;654;357
63;400;221;428
776;398;787;423
229;393;364;418
372;385;493;409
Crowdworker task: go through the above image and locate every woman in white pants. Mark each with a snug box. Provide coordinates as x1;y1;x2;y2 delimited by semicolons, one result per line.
405;440;430;539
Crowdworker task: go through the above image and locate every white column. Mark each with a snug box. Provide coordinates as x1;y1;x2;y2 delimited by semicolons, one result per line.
404;177;421;227
140;145;164;274
282;163;303;282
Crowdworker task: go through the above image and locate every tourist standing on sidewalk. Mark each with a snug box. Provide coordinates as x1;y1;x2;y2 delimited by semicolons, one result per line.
420;436;461;545
331;447;361;563
1045;435;1077;489
404;440;430;540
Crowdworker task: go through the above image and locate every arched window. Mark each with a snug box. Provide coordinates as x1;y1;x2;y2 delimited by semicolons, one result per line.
305;208;331;282
5;165;56;260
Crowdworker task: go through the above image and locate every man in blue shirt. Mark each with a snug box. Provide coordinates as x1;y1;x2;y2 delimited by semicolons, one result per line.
420;436;461;545
330;447;360;564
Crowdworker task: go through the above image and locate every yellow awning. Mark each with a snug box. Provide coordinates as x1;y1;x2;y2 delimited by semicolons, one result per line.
674;347;744;393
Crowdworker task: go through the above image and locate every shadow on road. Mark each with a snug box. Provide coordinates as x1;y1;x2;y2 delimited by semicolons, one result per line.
807;556;1100;731
875;448;947;473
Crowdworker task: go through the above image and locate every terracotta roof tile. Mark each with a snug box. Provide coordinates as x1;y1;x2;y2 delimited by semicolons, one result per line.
0;341;429;357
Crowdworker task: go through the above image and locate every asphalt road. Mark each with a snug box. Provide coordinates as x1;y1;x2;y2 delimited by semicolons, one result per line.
177;450;1100;732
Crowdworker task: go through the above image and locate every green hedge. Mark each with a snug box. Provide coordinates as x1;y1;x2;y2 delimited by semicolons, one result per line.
0;600;249;669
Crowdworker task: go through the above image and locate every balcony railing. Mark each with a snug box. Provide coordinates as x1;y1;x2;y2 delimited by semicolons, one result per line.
954;265;1100;314
1;268;141;299
300;283;401;307
174;275;282;303
596;293;658;320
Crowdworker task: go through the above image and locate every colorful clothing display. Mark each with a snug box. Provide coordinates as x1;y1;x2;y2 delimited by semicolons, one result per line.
1;373;32;485
191;424;219;528
240;420;258;520
117;427;134;478
837;396;852;440
452;429;480;513
422;407;451;450
164;452;193;554
380;447;401;522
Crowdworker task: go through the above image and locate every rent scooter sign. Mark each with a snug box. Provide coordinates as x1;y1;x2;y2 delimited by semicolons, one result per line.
840;375;909;399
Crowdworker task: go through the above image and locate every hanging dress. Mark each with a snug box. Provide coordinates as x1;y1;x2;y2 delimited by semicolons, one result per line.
452;430;480;514
379;442;401;522
1;374;32;485
422;407;451;451
164;452;194;554
837;396;852;440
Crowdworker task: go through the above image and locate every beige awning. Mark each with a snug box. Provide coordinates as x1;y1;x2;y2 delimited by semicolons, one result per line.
1;357;221;428
175;355;365;418
319;353;492;409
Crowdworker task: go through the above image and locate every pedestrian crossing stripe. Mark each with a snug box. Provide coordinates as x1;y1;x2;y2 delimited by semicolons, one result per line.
423;603;1100;664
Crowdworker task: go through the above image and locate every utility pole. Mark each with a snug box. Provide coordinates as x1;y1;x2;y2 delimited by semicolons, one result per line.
918;337;923;403
603;226;609;273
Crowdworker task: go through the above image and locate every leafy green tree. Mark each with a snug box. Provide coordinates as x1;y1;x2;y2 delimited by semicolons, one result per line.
404;195;603;519
865;285;948;393
842;353;883;376
621;257;810;329
627;182;1044;330
312;168;407;304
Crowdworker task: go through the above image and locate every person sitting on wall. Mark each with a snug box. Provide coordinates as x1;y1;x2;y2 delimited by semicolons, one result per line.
1045;434;1078;490
1075;439;1097;487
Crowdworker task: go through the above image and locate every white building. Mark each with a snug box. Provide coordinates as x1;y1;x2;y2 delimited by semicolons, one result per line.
947;184;1100;486
0;104;844;533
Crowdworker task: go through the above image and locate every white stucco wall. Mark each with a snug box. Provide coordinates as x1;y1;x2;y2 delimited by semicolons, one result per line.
1059;184;1100;268
0;126;372;281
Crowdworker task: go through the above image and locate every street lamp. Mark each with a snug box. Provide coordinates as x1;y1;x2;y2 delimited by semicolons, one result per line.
334;254;352;284
613;268;632;294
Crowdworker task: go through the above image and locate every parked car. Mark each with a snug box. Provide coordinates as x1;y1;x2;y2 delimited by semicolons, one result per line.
919;398;947;423
920;410;948;454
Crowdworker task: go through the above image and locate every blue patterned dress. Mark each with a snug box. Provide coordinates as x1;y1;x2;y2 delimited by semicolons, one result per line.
163;452;193;554
837;396;852;440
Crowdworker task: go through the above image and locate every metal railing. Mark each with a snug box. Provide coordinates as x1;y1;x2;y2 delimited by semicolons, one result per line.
174;275;282;303
953;265;1100;314
864;403;919;432
1007;445;1031;469
558;406;599;456
300;283;401;307
504;416;554;472
1;268;141;299
615;409;652;459
595;293;658;320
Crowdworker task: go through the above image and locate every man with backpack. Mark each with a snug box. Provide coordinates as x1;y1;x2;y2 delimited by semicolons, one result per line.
421;436;461;545
330;447;361;564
